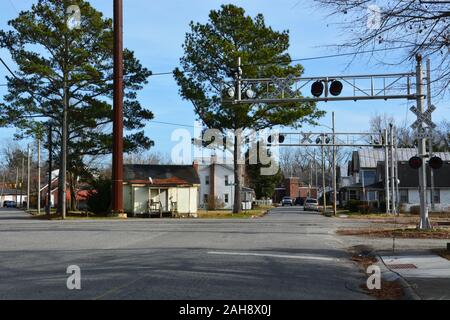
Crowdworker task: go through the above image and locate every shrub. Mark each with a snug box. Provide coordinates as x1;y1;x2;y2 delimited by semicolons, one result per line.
357;204;371;214
86;177;112;215
346;199;363;212
410;205;421;215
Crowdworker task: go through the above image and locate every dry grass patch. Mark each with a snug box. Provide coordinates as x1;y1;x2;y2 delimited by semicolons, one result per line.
197;208;269;219
338;228;450;239
350;249;405;300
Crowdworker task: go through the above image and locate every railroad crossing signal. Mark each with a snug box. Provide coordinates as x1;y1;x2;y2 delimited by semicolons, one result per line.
269;75;296;98
300;132;313;144
409;156;423;169
414;127;434;139
429;156;443;170
410;105;436;130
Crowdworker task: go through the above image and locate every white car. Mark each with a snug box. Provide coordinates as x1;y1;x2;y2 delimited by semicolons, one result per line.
304;198;319;211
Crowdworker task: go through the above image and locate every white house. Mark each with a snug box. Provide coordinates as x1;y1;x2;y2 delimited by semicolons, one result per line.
0;187;27;207
195;156;254;210
123;164;200;217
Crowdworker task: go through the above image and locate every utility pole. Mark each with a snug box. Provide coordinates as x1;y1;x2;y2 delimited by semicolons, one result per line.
332;112;337;216
394;126;400;215
390;123;396;215
37;139;41;215
233;56;243;214
112;0;126;218
15;167;18;205
416;54;431;229
20;156;24;208
314;149;318;197
321;134;327;214
426;58;435;212
309;162;312;197
384;129;390;214
27;145;30;211
46;124;53;216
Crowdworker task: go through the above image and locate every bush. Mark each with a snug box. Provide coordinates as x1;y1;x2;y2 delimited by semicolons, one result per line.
378;201;386;213
410;205;421;215
357;204;371;214
86;177;112;215
346;200;363;212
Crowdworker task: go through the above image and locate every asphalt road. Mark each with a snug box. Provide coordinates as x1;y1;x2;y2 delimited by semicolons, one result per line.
0;207;371;300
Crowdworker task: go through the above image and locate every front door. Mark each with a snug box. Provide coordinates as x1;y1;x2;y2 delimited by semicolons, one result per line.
159;189;168;211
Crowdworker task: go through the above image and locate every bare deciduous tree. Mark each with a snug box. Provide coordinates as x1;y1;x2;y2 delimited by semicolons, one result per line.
315;0;450;95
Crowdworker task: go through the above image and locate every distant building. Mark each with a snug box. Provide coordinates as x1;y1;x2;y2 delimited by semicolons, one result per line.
273;177;318;203
0;185;27;207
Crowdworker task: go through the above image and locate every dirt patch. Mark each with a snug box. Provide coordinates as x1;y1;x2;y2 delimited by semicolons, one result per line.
338;228;450;239
350;246;405;300
359;280;405;300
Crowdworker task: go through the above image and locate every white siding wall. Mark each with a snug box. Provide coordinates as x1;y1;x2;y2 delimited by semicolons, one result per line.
405;189;450;212
126;185;199;215
198;164;234;209
123;185;132;213
133;186;148;214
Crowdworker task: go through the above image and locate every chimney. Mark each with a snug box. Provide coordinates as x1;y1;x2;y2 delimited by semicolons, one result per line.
192;160;198;173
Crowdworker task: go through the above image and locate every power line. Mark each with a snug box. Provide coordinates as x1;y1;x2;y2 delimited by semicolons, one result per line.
0;57;18;79
149;120;198;128
1;45;417;86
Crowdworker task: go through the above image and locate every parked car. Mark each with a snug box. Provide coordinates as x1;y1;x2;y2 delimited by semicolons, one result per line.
3;201;17;208
281;196;294;206
304;198;319;211
294;197;304;206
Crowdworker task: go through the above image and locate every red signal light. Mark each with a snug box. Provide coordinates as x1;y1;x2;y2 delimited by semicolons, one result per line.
408;156;422;169
429;156;443;170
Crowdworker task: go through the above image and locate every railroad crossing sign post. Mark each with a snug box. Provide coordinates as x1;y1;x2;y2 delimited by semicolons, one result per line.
414;55;433;229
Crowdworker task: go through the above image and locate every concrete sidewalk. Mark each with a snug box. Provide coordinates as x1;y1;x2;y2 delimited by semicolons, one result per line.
380;253;450;300
334;217;450;300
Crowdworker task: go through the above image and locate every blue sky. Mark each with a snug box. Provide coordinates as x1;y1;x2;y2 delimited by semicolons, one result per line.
1;0;448;159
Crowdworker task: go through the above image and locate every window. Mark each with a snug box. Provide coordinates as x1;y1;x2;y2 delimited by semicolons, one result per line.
224;194;229;203
203;194;208;204
432;189;440;204
225;175;229;185
205;175;209;185
349;190;358;200
367;191;377;201
399;190;408;203
360;170;376;186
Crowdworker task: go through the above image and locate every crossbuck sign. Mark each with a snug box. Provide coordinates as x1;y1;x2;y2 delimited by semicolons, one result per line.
410;105;436;139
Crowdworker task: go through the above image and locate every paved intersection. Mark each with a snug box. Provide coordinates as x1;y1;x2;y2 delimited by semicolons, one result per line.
0;207;371;299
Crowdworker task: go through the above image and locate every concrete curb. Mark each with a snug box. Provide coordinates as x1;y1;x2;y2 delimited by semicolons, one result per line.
376;254;422;300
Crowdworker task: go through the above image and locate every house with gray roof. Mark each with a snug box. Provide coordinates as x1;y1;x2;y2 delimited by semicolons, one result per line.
340;148;450;212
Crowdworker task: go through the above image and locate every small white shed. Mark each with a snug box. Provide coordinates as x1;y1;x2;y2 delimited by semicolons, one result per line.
123;164;200;217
